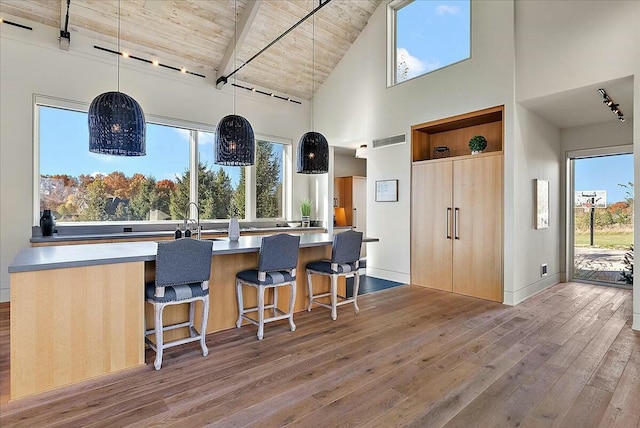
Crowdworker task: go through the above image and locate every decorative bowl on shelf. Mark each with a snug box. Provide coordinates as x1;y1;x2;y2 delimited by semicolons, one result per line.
287;222;301;228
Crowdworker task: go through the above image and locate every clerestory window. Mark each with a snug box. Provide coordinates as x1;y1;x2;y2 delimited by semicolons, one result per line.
388;0;471;85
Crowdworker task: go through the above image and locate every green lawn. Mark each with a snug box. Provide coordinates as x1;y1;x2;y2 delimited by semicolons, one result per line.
574;231;633;249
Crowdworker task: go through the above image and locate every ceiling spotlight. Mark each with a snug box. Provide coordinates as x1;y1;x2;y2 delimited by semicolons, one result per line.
122;51;129;58
152;59;159;66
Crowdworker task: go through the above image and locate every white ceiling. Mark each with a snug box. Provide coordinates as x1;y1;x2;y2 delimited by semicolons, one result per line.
520;76;634;129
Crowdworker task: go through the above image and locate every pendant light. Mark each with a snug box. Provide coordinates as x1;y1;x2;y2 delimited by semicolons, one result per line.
214;0;255;166
88;0;145;156
297;2;329;174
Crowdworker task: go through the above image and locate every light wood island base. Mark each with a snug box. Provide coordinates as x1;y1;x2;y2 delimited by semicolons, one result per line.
10;262;145;400
10;244;341;400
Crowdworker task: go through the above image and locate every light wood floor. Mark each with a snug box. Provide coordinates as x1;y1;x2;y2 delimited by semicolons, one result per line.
1;282;639;427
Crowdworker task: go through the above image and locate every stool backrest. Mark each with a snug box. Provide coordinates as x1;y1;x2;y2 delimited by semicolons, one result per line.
331;230;363;264
258;234;301;273
156;238;213;287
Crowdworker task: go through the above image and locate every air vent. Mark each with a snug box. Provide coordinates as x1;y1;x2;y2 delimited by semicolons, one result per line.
372;133;406;149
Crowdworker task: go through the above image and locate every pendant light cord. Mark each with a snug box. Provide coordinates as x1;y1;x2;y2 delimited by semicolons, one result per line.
233;0;237;115
117;0;120;93
311;0;315;131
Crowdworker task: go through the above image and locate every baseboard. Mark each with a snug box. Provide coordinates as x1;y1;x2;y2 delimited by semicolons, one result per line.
503;273;561;306
365;267;410;284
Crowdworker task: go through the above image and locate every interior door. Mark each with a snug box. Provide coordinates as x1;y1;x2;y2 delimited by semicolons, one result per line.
452;155;503;301
411;161;453;291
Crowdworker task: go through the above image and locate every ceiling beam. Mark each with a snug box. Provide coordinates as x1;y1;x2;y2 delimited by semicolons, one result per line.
215;0;262;89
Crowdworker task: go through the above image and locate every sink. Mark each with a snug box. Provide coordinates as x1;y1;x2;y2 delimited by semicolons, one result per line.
202;238;225;241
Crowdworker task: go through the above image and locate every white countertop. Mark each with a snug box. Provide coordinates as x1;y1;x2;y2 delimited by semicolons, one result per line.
10;233;378;273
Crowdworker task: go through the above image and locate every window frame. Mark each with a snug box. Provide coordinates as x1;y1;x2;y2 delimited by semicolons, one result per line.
387;0;472;87
33;95;291;227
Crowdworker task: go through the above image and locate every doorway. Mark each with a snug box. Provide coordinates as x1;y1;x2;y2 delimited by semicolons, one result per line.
569;149;633;287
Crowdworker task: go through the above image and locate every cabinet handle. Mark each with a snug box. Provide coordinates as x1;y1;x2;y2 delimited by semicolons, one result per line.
446;207;452;239
454;207;460;240
353;207;357;228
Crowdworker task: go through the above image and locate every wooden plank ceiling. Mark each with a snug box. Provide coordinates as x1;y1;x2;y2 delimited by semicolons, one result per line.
0;0;382;100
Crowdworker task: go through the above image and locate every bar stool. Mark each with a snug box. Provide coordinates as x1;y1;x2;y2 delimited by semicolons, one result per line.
145;238;213;370
306;230;363;320
235;234;301;340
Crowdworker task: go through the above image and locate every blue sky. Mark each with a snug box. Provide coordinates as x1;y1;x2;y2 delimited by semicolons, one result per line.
574;154;633;204
40;106;242;186
397;0;470;80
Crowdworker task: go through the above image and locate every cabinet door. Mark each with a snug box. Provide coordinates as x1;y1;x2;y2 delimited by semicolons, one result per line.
452;155;503;302
411;162;453;291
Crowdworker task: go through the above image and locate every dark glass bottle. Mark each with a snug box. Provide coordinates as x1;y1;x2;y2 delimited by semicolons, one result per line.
174;226;182;240
40;209;55;237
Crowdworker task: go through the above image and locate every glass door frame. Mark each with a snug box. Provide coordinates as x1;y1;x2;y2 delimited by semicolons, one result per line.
566;144;633;284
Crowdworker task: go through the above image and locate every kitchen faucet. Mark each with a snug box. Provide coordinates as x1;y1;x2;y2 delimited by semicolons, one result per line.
184;202;201;240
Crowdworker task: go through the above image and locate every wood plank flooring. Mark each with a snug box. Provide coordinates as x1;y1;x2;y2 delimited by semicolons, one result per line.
0;282;638;427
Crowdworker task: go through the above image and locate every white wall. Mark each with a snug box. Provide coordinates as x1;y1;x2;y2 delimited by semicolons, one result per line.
0;19;312;302
515;0;639;102
507;105;562;304
516;0;639;326
315;1;516;284
334;153;366;178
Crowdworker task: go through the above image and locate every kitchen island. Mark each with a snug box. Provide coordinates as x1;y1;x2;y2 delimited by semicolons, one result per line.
8;233;378;400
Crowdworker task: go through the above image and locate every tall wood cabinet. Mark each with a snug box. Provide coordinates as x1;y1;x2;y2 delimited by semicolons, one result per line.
411;106;503;302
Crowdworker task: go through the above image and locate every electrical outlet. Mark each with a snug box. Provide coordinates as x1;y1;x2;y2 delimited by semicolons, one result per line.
123;227;133;233
541;263;548;277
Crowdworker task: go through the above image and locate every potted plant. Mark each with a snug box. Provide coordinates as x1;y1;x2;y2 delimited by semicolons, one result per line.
300;198;312;227
468;135;488;155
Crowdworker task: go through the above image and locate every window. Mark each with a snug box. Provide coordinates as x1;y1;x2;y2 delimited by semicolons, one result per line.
197;135;288;221
388;0;470;85
36;100;289;224
38;105;189;222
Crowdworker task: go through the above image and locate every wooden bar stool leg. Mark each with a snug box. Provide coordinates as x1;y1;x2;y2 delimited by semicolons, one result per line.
201;297;209;356
353;272;360;314
273;286;279;317
289;281;297;332
306;271;314;311
235;280;244;328
330;275;338;321
257;285;266;340
188;301;196;337
154;304;164;370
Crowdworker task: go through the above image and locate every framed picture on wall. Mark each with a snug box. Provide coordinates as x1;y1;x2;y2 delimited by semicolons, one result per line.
536;179;549;229
375;179;398;202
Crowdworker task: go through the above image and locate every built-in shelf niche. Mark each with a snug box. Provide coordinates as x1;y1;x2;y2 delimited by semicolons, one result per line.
412;105;504;162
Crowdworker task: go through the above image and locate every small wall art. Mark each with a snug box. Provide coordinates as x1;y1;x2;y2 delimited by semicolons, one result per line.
535;179;549;229
376;179;398;202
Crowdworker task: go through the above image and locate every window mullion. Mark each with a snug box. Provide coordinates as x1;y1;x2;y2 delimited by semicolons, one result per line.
189;130;198;217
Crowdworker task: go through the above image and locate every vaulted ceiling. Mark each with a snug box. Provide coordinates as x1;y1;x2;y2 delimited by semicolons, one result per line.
0;0;382;100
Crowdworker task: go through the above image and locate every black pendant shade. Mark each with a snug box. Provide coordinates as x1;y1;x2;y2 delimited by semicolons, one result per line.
296;131;329;174
214;114;255;166
88;91;146;156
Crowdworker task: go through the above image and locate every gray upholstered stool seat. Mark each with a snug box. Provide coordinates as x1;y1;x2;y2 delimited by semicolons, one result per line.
306;230;363;320
145;282;208;303
236;234;300;340
145;238;213;370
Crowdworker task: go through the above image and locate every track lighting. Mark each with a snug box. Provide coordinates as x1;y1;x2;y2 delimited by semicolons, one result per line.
598;88;625;123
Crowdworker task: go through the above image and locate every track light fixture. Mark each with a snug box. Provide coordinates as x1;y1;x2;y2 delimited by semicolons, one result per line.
598;88;625;123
